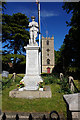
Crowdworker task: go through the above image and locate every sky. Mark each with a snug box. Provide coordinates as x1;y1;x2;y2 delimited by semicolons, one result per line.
3;2;72;51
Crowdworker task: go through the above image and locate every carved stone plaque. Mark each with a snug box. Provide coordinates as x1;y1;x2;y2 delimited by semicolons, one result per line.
26;48;39;75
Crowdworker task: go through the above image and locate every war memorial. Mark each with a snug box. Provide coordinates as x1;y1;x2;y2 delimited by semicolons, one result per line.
9;16;52;99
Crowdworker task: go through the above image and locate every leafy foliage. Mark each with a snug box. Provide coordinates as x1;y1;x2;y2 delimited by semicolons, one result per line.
2;74;23;90
62;2;80;77
41;74;59;85
53;45;65;74
58;77;71;94
54;2;80;78
2;54;26;73
39;82;44;88
2;54;25;64
2;13;29;54
2;2;6;11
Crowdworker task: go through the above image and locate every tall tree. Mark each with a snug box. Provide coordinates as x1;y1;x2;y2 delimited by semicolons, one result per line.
2;2;6;11
53;45;65;74
62;2;80;75
2;13;29;54
2;54;26;73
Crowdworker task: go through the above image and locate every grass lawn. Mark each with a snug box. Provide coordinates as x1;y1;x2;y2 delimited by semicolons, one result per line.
2;74;67;118
2;73;80;118
74;80;80;90
1;72;80;120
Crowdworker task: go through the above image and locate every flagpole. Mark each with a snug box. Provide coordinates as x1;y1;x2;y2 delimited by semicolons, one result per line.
38;1;41;48
37;0;42;73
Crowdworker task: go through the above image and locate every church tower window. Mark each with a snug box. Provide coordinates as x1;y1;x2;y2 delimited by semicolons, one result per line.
47;59;50;64
47;40;49;45
47;54;49;56
47;49;50;52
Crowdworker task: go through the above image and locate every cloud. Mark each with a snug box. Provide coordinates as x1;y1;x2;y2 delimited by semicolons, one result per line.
41;10;59;17
21;9;59;18
4;4;59;19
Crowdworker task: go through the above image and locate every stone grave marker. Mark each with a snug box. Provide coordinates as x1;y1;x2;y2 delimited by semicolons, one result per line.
13;73;16;82
63;93;80;120
68;76;74;92
2;71;9;78
60;73;64;81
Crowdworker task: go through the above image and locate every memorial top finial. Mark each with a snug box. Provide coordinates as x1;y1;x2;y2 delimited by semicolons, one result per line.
31;16;35;20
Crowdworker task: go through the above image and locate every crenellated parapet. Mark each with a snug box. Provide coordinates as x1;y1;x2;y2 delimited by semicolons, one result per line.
42;35;54;40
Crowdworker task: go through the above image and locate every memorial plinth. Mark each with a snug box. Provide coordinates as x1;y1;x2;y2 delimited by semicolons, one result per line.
9;86;52;99
25;45;39;75
20;45;43;90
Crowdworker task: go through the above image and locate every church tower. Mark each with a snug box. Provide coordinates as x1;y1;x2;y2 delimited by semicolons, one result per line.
42;36;55;73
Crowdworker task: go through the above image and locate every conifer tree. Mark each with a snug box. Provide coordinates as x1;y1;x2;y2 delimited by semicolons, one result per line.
2;13;29;54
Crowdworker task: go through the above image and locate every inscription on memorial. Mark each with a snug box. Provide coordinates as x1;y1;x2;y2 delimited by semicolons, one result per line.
28;50;37;68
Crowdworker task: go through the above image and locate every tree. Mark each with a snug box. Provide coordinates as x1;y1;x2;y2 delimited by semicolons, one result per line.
61;2;80;77
2;54;26;73
53;45;65;74
2;13;29;54
2;2;6;11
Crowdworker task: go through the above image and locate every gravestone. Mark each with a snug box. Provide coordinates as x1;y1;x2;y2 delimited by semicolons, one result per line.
60;73;63;81
13;73;16;82
2;71;9;78
68;76;74;92
63;93;80;120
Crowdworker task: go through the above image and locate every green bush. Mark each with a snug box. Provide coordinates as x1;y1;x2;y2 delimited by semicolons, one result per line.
2;74;23;90
42;74;59;85
58;77;72;94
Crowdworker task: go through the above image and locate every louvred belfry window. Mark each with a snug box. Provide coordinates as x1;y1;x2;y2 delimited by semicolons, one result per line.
47;40;49;45
47;59;50;64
